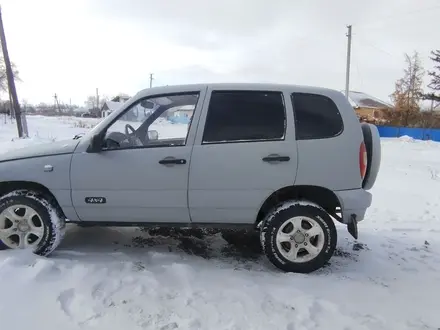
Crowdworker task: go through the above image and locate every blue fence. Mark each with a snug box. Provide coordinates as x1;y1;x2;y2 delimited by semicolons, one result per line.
167;116;191;124
377;125;440;141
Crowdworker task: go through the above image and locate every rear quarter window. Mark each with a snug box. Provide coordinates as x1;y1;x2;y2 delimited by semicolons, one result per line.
291;93;344;140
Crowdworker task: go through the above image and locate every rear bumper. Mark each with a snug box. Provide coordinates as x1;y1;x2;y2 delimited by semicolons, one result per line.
335;189;372;224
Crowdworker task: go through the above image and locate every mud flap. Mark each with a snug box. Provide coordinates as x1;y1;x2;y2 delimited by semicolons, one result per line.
347;214;358;239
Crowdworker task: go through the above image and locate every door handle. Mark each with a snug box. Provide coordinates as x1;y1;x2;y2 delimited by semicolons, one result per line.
159;158;187;165
262;155;290;162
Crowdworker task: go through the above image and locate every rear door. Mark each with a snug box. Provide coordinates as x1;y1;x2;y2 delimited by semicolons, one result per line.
188;86;298;224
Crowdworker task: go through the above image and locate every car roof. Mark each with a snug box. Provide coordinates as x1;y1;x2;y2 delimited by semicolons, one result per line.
134;83;339;100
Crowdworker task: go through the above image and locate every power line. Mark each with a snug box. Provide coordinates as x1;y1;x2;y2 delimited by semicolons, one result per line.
353;34;397;59
53;93;61;113
353;55;364;90
356;4;440;29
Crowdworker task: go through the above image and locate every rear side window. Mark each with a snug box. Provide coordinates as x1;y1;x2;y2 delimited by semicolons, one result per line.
202;91;285;143
291;93;343;140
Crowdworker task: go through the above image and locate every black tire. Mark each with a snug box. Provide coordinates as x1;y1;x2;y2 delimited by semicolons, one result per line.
0;190;66;256
261;202;337;273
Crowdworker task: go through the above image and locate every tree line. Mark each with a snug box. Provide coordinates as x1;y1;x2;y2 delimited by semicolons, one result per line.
378;50;440;128
0;57;112;117
1;49;440;126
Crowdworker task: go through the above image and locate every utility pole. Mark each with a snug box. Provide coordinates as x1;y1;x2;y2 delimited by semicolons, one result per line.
345;24;352;100
0;6;24;137
53;93;61;113
8;90;14;118
96;88;99;110
21;103;28;136
149;73;154;88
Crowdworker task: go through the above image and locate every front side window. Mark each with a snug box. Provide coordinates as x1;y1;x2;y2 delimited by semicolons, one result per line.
202;91;286;144
102;93;199;150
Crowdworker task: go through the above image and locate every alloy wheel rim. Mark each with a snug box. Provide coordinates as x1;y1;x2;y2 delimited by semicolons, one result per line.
275;216;325;263
0;205;45;249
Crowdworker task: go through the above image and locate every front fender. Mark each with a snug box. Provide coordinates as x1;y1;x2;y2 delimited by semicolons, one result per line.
0;154;79;221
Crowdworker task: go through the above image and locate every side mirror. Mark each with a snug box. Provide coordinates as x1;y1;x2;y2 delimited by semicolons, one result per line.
73;133;84;140
88;134;103;153
147;130;159;140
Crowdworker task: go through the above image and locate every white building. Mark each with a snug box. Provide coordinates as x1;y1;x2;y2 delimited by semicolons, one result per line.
101;94;131;117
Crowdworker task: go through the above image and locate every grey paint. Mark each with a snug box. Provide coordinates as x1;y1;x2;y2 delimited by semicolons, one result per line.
0;83;379;227
70;146;193;223
0;154;79;221
70;85;207;223
188;85;298;224
293;89;364;190
0;139;79;162
334;189;372;223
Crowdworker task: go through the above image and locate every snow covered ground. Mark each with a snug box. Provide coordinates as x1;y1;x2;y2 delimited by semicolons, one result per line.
0;115;439;330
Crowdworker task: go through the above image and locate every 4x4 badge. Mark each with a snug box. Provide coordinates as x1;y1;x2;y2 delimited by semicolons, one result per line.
44;165;53;172
85;197;107;204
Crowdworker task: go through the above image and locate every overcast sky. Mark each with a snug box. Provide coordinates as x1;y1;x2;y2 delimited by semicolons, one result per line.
1;0;439;106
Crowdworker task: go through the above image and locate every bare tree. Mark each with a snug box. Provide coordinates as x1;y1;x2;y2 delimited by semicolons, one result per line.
84;95;109;117
85;95;96;109
390;51;425;126
85;95;108;109
422;50;440;110
100;95;109;108
0;55;20;92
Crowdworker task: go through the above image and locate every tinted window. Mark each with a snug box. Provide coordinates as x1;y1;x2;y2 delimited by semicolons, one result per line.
291;93;343;140
203;91;285;143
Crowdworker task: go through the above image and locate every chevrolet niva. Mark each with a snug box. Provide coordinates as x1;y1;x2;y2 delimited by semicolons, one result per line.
0;83;381;273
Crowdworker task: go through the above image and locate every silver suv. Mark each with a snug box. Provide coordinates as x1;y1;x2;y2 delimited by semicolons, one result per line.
0;83;381;273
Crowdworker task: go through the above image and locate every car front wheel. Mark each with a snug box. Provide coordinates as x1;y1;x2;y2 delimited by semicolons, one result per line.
261;201;337;273
0;190;66;256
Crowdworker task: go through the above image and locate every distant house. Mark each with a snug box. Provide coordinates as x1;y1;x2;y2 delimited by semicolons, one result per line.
101;94;131;117
344;91;393;122
101;101;124;117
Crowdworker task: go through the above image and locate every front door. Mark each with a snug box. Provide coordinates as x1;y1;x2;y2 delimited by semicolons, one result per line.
70;90;204;223
188;87;298;224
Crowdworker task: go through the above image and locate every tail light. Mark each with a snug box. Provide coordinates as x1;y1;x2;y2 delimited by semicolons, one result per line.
359;142;367;179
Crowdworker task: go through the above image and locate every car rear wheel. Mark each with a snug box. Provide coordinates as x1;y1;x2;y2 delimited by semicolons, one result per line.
261;201;337;273
0;190;66;256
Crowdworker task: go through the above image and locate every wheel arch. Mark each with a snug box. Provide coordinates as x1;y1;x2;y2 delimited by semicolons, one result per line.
256;185;342;227
0;181;65;217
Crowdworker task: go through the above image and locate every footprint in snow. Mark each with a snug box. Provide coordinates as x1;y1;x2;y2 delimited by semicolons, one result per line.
57;288;103;324
57;288;76;318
